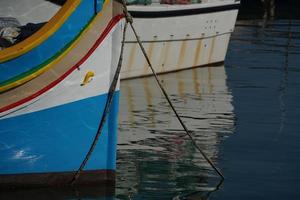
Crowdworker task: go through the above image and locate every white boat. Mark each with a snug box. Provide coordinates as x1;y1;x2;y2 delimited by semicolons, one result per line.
121;0;240;79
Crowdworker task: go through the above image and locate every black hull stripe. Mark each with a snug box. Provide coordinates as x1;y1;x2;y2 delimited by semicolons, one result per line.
0;170;115;189
129;3;240;18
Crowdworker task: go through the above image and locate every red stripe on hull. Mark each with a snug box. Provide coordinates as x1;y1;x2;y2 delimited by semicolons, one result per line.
0;14;124;113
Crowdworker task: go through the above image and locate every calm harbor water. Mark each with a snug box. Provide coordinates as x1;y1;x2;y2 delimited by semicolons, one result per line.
2;3;300;200
115;7;300;200
117;65;234;199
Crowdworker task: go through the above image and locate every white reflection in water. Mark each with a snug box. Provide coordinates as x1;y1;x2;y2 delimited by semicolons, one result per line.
119;65;234;151
117;65;235;198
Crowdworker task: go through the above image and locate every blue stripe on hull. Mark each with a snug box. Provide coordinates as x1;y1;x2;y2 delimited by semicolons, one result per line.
0;91;119;175
0;0;95;82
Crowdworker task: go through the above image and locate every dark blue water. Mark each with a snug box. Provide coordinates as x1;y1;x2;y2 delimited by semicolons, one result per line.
214;18;300;199
2;3;300;200
117;65;234;199
115;9;300;200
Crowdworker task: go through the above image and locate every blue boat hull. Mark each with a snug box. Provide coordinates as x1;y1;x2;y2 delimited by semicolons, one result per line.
0;0;124;188
0;92;119;187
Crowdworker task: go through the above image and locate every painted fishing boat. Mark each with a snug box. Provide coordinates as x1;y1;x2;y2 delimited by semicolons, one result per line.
0;0;124;188
121;0;240;79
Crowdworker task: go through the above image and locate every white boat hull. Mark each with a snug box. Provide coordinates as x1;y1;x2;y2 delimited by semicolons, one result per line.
121;1;239;79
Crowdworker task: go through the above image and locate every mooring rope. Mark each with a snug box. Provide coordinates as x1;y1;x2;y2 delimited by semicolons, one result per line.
70;20;129;185
72;1;224;185
120;0;225;180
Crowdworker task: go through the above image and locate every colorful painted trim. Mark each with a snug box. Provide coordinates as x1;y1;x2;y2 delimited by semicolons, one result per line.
0;0;111;93
95;0;105;13
0;34;80;93
0;14;124;113
0;0;81;63
0;0;95;84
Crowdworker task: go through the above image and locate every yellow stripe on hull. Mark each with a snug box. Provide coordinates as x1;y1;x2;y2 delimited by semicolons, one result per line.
0;0;81;63
0;0;111;93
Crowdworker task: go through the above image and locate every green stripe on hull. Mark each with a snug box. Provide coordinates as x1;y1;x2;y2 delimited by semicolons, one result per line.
0;15;96;90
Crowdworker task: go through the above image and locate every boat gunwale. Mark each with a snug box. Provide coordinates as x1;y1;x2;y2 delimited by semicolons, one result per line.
0;0;81;63
128;1;240;18
0;12;124;114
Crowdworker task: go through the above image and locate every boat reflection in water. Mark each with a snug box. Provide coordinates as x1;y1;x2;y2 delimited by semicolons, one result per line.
117;65;235;199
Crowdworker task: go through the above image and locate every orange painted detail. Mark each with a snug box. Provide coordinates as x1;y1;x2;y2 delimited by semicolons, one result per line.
193;39;202;67
208;37;216;64
177;40;187;69
143;41;155;74
126;43;138;73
